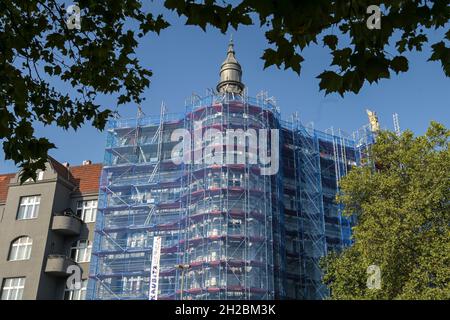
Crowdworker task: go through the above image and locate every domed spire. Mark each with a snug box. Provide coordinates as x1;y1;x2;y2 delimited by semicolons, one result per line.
217;37;245;95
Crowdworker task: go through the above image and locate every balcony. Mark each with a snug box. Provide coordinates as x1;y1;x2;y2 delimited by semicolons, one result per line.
51;210;82;236
45;255;78;277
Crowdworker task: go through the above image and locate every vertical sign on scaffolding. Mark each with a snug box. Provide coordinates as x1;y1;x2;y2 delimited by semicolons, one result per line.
149;236;162;300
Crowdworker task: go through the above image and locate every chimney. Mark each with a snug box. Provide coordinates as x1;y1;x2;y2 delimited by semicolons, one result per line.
83;160;92;166
63;162;70;168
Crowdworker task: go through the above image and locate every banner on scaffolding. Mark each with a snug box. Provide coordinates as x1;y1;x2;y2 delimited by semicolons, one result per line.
149;236;162;300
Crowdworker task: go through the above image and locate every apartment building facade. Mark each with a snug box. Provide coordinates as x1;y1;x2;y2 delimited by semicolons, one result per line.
0;158;102;300
87;41;374;300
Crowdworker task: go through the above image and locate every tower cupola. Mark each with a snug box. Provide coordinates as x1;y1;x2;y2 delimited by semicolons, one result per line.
217;38;244;95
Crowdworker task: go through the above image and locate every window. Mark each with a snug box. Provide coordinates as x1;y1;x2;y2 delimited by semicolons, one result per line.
64;279;87;300
1;277;25;300
76;200;97;223
128;233;146;248
122;276;142;294
70;240;92;263
17;196;40;220
9;236;33;261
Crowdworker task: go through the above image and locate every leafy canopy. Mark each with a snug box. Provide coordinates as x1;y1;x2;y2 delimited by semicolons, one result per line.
1;1;449;181
165;0;450;93
1;0;168;181
322;122;450;299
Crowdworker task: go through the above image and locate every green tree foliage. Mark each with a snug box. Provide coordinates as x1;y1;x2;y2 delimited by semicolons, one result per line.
322;122;450;299
0;0;169;181
1;1;449;181
166;0;450;93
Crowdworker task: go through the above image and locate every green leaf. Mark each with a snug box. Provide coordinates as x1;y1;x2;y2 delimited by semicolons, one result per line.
390;56;409;74
317;71;344;96
429;41;450;77
323;35;338;50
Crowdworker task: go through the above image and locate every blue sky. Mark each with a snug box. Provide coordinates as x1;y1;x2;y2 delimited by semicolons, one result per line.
1;4;449;173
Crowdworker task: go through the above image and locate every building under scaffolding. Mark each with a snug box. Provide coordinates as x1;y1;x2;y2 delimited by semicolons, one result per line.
87;40;373;300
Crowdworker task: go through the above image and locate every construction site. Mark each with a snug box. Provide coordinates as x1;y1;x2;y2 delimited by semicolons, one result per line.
86;40;376;300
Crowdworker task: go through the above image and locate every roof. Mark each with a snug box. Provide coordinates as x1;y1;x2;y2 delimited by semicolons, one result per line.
70;163;103;194
0;173;15;204
48;156;102;194
0;158;102;201
48;156;73;182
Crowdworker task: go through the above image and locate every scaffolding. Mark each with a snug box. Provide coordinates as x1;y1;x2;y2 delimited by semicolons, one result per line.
393;113;401;136
174;93;277;299
87;94;371;300
88;94;279;300
291;121;328;299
